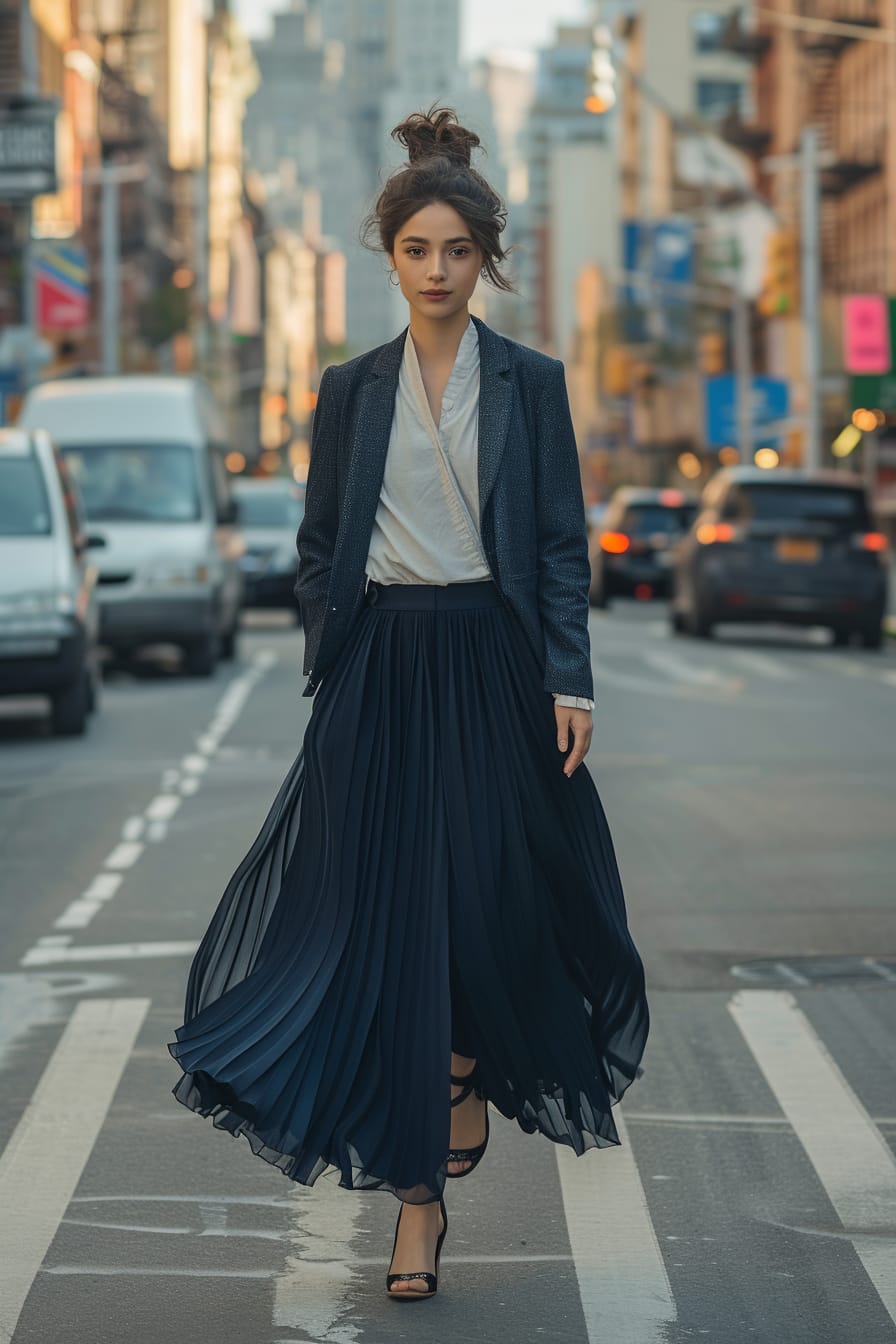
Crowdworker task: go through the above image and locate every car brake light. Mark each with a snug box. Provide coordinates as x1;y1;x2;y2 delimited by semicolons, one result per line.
854;531;888;552
696;522;735;544
659;488;684;507
600;531;631;554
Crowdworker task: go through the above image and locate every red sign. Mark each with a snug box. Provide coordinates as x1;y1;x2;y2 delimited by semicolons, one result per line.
843;294;890;374
34;243;89;331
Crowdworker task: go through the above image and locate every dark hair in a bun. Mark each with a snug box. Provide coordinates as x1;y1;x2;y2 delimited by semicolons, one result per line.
362;104;515;293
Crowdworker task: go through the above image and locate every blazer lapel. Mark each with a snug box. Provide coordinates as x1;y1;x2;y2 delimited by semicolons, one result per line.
472;316;513;526
337;328;406;573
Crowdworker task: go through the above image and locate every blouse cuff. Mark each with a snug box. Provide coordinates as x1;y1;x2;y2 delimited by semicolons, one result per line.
552;692;594;711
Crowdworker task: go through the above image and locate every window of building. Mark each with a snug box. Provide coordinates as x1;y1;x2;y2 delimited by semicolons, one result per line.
695;79;742;120
692;11;726;54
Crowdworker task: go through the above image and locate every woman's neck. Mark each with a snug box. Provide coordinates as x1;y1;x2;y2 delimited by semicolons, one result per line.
407;308;471;366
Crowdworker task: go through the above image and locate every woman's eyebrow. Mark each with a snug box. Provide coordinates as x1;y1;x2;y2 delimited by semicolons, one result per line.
399;235;474;245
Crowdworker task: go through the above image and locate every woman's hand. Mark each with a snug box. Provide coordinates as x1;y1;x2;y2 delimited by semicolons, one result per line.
555;703;593;777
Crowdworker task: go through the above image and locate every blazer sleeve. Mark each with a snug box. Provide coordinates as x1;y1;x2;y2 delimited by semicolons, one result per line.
295;364;340;673
534;360;595;702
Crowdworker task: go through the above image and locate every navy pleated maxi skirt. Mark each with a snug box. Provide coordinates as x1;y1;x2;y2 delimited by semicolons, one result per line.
168;578;648;1204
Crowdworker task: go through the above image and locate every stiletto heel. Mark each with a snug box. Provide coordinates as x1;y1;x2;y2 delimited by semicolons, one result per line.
386;1197;448;1301
446;1065;490;1179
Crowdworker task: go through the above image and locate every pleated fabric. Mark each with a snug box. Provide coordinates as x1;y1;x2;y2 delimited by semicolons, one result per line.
168;580;648;1204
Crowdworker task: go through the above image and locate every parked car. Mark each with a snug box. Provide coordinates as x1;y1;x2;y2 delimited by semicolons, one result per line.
670;467;889;647
19;376;243;676
589;487;699;606
233;478;305;621
0;428;100;735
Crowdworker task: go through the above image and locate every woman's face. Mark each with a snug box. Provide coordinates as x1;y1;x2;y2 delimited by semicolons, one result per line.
388;201;483;323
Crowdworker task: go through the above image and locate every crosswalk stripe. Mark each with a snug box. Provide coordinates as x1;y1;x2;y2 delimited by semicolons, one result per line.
729;990;896;1326
0;998;149;1341
556;1110;676;1343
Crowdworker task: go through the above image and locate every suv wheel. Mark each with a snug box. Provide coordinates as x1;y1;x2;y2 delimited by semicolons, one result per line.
51;670;90;736
861;623;883;651
184;634;219;677
689;601;714;639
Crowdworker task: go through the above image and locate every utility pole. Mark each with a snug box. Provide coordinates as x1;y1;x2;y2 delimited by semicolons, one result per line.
101;171;119;375
733;293;754;464
19;0;39;390
800;125;822;472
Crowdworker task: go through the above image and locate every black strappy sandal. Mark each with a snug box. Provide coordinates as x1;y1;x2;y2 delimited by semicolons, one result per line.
447;1066;490;1179
386;1197;448;1302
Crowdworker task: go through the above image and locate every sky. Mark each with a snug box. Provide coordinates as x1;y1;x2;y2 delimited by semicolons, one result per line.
234;0;590;62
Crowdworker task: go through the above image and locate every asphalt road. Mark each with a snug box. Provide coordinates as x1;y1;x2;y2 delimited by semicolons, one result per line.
1;602;895;1344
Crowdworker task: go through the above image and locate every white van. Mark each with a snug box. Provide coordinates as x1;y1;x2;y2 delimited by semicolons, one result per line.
19;376;243;676
0;428;100;735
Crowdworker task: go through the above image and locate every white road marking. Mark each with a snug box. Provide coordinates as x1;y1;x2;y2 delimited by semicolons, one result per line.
721;649;799;681
83;873;123;902
145;794;181;823
53;899;104;931
35;934;72;947
18;650;277;959
181;754;208;775
729;990;896;1326
0;997;149;1342
103;841;144;870
273;1183;361;1343
642;647;739;690
556;1109;676;1343
20;940;198;967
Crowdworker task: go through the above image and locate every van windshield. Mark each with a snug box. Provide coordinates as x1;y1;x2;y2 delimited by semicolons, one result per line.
61;443;201;523
0;456;52;536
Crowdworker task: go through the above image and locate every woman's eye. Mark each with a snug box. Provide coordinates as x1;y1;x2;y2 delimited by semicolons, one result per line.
451;248;469;257
406;248;424;257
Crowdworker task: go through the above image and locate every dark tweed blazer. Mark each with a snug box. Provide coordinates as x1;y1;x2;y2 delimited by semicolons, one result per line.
294;314;594;701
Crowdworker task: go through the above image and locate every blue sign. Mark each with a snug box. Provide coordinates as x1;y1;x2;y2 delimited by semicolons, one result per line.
704;375;790;448
622;218;694;344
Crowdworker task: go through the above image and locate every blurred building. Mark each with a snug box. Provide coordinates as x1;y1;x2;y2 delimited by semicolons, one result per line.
722;0;896;512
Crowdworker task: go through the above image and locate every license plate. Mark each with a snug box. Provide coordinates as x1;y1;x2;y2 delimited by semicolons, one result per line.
776;537;820;563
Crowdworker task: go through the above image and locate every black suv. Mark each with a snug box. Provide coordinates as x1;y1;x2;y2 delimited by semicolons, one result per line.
589;487;699;607
670;467;889;647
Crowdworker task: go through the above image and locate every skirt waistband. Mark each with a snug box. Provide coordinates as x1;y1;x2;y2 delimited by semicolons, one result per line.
365;579;504;611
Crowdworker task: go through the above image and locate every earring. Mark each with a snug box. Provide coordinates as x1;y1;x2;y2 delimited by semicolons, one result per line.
389;271;400;287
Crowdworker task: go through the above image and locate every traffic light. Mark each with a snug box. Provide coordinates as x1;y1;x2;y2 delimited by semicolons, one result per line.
585;25;616;113
758;229;800;317
698;331;727;375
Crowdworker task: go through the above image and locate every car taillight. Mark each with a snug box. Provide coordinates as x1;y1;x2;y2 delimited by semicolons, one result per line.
853;531;888;553
600;531;631;554
696;522;736;544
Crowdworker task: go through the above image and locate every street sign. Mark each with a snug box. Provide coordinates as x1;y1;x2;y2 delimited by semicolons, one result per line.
0;99;59;198
849;296;896;410
704;374;790;448
621;218;694;344
34;243;89;331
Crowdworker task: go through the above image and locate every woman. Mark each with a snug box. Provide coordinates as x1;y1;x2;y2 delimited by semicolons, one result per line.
168;106;648;1303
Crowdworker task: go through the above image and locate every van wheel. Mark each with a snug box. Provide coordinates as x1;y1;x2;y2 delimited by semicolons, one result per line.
861;624;883;651
51;671;90;736
184;635;218;677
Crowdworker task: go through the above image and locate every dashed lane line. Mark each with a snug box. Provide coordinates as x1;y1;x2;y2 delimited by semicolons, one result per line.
0;997;149;1342
729;990;896;1329
24;650;277;960
556;1109;676;1344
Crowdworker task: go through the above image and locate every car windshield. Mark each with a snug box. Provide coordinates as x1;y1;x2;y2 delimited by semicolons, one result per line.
622;503;697;535
0;456;52;536
740;484;871;530
60;443;201;523
236;490;304;529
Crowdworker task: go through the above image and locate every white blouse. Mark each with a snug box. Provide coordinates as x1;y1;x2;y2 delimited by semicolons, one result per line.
364;318;594;712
